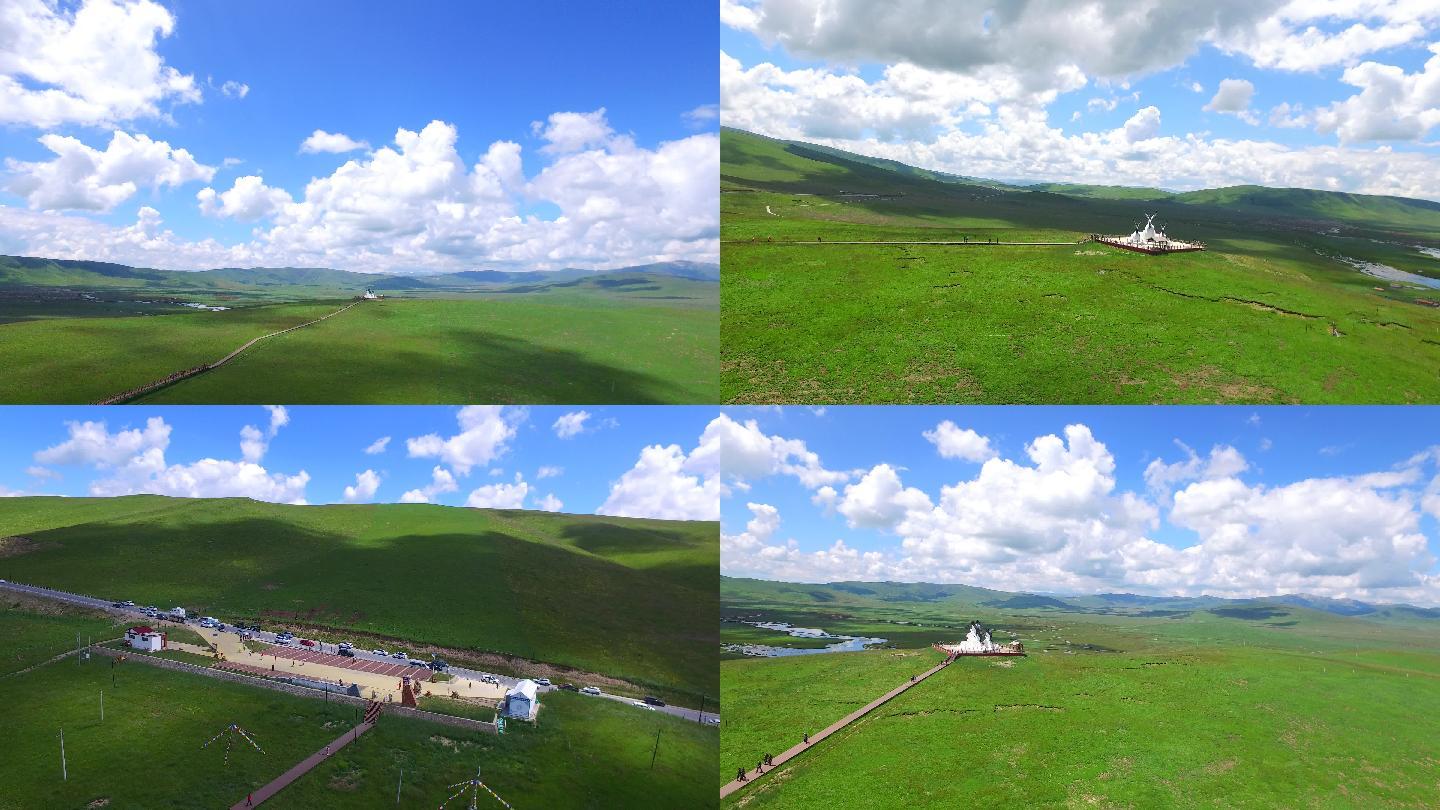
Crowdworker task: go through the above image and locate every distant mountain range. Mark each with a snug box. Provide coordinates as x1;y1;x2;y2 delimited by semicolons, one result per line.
0;255;718;294
722;126;1440;237
721;576;1440;623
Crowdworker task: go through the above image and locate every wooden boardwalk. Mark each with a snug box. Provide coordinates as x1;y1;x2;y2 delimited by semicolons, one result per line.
719;657;952;801
721;240;1079;246
231;722;374;808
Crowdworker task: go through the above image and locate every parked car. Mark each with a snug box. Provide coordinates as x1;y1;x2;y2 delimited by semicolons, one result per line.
581;686;601;695
535;678;552;687
371;649;387;656
429;658;449;672
337;642;353;650
338;648;355;658
407;658;428;667
643;696;666;707
481;675;500;685
632;700;654;710
705;717;720;725
274;638;292;646
299;639;316;647
120;600;135;607
111;601;126;608
558;683;578;692
391;651;407;660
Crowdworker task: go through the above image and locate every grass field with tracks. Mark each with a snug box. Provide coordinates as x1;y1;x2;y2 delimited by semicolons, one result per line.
0;292;717;404
721;128;1440;404
0;496;718;706
0;601;716;809
720;578;1440;808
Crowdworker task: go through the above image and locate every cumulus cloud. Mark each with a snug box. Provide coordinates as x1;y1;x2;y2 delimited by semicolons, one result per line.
300;130;370;154
197;175;293;221
34;413;308;504
220;80;249;99
406;406;518;475
552;411;590;439
364;436;391;455
5;131;214;212
533;108;614;154
0;0;201;128
0;110;717;273
1316;44;1440;143
1205;78;1258;124
535;493;564;512
536;465;563;479
464;473;529;509
718;418;1440;605
705;413;851;491
923;421;998;462
238;406;289;463
399;466;458;504
342;469;381;503
597;418;723;520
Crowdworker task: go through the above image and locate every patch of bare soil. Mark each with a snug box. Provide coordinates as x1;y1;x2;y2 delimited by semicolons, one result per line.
0;535;41;558
328;769;362;791
85;799;110;808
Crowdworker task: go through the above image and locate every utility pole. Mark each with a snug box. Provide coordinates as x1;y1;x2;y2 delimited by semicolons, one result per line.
75;633;81;666
697;695;706;723
396;768;403;804
100;690;104;723
59;729;67;781
650;727;662;770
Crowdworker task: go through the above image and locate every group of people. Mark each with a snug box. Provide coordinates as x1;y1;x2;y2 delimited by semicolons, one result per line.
735;731;817;784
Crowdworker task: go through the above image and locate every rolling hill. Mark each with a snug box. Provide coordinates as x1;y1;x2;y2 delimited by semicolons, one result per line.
0;496;719;703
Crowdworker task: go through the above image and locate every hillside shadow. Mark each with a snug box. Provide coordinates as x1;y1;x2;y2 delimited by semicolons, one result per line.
148;318;713;404
558;522;697;557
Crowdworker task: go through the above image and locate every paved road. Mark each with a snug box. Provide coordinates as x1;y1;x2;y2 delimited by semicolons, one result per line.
0;580;718;724
719;657;952;800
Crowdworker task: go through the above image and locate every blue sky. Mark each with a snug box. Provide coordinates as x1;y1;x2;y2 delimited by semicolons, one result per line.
0;0;718;272
0;405;720;521
721;1;1440;198
718;406;1440;606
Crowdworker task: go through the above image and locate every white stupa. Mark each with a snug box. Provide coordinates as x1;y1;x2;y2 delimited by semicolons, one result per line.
936;621;1025;656
1094;213;1203;254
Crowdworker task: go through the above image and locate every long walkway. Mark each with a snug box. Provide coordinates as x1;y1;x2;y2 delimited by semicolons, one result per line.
230;722;374;808
721;240;1079;246
96;299;364;405
719;657;952;801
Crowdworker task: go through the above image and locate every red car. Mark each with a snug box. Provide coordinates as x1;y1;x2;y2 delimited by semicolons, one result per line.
299;639;316;647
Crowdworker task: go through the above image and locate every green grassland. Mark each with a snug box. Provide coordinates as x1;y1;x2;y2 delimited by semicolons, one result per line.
0;256;718;404
720;577;1440;807
0;619;716;809
0;496;718;706
721;128;1440;403
0;593;125;675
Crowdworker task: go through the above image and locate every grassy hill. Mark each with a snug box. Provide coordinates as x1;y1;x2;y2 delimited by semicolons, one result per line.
720;576;1440;806
0;496;718;704
0;255;718;403
721;128;1440;404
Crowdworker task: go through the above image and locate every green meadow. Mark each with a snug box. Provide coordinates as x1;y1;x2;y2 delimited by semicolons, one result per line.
0;258;718;404
0;602;716;810
720;577;1440;808
0;496;719;707
721;128;1440;403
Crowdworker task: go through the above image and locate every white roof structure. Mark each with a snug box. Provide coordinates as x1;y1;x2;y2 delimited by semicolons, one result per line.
507;679;538;701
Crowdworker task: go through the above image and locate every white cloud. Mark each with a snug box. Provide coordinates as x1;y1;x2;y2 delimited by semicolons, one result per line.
1143;441;1250;496
342;469;381;503
552;411;591;439
536;465;563;479
399;465;458;504
238;406;289;463
300;130;370;154
0;115;719;272
35;414;308;504
923;420;997;462
5;131;214;212
536;493;564;512
464;473;529;509
406;406;517;475
197;175;293;221
1205;78;1258;124
1268;101;1311;128
1123;105;1163;141
598;419;723;520
837;464;934;529
25;465;60;480
704;413;851;491
220;80;249;99
533;108;614;154
683;103;720;127
0;0;201;128
364;436;391;455
1316;44;1440;143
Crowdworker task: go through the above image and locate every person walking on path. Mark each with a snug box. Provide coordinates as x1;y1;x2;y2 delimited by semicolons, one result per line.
803;731;810;745
756;757;765;774
737;767;747;783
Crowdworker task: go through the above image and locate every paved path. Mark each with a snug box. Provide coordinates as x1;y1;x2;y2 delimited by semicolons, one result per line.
230;722;374;808
719;657;952;801
96;299;364;405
